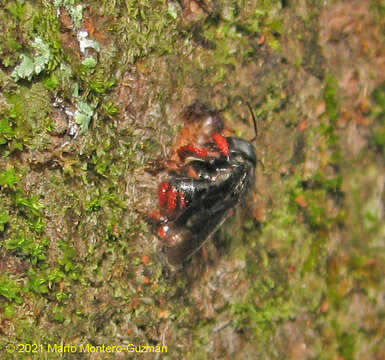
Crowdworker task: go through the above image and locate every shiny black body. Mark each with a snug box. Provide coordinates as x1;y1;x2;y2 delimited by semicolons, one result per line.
162;137;256;264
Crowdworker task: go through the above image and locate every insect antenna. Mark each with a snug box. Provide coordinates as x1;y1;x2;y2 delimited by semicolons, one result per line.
245;101;265;170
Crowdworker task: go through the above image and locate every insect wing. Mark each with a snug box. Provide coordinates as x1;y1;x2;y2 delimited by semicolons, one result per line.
164;196;231;264
164;164;252;264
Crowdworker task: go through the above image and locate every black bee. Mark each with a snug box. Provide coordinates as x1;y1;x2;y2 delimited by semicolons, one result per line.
153;104;257;265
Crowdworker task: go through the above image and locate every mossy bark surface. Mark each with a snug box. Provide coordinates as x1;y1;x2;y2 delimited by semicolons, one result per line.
1;0;384;359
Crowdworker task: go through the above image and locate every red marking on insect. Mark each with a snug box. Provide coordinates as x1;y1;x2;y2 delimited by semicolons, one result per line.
168;102;225;163
177;145;208;160
158;182;170;208
147;210;164;221
158;225;167;239
187;165;199;179
167;186;178;215
213;133;229;156
148;101;258;265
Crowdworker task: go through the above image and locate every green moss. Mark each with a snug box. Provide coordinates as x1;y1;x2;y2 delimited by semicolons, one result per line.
27;268;50;294
101;0;180;63
42;72;59;91
324;75;339;123
0;207;10;232
0;117;16;147
57;239;81;279
0;167;19;188
371;126;385;151
370;84;385;154
338;332;357;360
370;0;385;26
290;176;342;232
231;277;295;330
0;102;24;155
0;2;24;68
6;234;48;265
14;191;45;232
0;0;383;358
0;167;49;267
2;302;15;319
193;1;283;85
6;1;63;81
0;274;22;304
88;74;115;95
102;102;119;116
4;83;52;151
51;305;66;323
